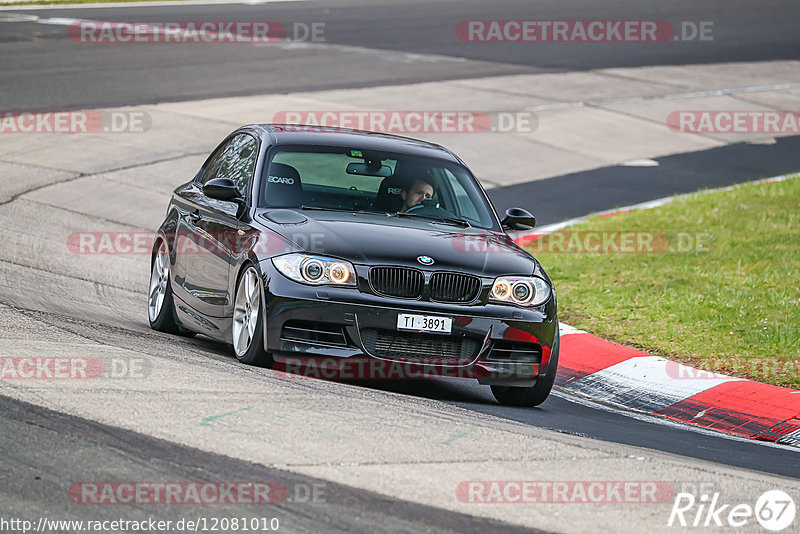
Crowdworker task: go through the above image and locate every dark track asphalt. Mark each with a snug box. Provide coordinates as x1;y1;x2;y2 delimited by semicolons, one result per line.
354;378;800;480
488;136;800;226
0;0;799;110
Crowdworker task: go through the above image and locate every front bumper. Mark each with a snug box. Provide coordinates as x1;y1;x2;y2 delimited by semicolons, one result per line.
259;262;557;385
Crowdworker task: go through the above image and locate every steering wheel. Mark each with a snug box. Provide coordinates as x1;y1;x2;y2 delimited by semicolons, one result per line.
404;199;457;219
404;203;428;213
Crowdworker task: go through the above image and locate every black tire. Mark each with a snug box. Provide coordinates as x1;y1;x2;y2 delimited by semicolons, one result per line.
148;239;193;336
232;265;274;367
491;325;560;407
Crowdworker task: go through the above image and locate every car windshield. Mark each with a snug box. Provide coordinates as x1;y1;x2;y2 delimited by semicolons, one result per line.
258;145;499;230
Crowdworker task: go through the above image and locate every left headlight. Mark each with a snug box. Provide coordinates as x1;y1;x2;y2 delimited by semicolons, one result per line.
490;276;551;307
272;253;357;287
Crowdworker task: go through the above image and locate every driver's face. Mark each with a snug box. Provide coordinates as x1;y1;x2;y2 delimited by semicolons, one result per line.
401;180;434;210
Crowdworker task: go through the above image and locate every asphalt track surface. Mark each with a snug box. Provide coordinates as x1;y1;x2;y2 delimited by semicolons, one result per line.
0;395;540;534
0;0;799;110
1;0;800;531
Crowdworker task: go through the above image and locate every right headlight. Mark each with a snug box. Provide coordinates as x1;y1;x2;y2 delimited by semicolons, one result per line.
490;276;551;307
272;253;356;287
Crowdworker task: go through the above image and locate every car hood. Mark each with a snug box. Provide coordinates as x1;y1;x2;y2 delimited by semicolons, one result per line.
256;210;537;277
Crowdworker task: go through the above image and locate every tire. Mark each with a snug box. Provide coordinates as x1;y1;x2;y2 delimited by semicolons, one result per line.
491;325;560;407
232;265;273;367
148;239;192;336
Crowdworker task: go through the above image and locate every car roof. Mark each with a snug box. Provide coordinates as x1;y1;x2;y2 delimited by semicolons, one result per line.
243;124;462;164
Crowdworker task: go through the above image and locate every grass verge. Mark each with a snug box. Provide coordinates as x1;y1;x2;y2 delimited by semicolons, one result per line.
526;175;800;389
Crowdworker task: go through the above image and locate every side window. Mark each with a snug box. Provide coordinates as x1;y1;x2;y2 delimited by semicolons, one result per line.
197;140;231;186
217;134;259;195
444;169;481;223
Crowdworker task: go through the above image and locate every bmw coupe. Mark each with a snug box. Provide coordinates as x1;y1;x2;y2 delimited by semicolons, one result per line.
148;125;559;406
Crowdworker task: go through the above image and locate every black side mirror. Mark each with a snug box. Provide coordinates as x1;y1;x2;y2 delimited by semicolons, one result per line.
501;207;536;231
203;178;248;218
203;177;241;201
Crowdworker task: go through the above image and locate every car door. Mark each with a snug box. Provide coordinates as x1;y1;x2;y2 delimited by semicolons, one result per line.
170;138;228;316
176;133;259;326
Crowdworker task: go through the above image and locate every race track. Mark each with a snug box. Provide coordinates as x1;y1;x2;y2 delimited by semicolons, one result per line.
1;1;799;532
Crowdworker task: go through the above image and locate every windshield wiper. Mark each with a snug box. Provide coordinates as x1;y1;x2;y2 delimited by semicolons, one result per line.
298;206;471;227
394;212;471;227
300;205;351;212
299;206;386;215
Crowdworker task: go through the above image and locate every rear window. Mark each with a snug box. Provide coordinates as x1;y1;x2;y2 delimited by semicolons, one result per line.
271;151;396;193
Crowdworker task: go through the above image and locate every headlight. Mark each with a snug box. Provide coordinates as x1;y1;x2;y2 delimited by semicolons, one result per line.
490;276;551;307
272;253;357;287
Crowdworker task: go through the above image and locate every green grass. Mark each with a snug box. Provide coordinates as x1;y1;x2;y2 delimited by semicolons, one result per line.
527;176;800;389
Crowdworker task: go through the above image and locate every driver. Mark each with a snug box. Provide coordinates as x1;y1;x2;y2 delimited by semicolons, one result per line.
400;178;435;211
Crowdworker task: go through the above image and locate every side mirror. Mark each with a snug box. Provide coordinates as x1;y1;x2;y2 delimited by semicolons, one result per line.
203;177;241;201
203;178;247;218
501;207;536;231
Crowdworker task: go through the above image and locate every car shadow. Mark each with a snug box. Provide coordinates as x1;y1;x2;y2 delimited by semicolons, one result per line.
190;334;500;406
338;377;497;405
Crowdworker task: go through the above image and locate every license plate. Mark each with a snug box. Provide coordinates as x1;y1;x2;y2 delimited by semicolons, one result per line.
397;314;452;334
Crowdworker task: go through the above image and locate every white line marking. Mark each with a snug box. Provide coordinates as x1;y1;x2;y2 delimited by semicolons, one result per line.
523;82;800;112
21;15;466;64
255;40;466;64
0;0;304;10
778;429;800;447
620;158;659;167
0;12;36;20
558;323;586;336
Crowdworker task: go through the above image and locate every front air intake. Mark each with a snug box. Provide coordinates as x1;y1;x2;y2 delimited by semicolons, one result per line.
430;272;481;303
369;267;424;299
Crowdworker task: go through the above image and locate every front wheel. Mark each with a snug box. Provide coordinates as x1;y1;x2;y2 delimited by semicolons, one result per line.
491;326;560;407
148;239;183;334
232;265;273;367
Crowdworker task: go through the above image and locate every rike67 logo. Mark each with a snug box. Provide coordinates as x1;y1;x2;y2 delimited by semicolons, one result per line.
668;488;796;531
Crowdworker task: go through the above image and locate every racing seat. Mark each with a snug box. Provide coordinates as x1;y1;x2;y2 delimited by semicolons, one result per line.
370;174;411;213
264;163;304;207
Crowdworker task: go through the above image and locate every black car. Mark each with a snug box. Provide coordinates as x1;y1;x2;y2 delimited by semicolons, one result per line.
148;125;559;406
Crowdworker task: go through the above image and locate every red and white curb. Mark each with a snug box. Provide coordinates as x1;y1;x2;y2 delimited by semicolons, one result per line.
556;324;800;447
512;174;800;447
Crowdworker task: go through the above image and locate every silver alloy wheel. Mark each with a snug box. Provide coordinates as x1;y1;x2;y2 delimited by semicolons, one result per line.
233;267;261;357
148;241;169;323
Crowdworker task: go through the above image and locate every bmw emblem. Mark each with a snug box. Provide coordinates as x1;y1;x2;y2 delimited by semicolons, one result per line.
417;255;434;265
